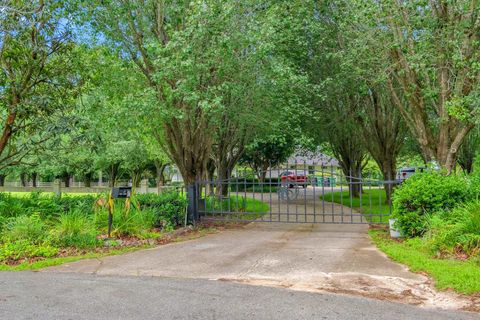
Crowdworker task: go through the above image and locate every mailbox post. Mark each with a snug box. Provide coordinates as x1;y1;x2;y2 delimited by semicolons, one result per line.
108;186;132;238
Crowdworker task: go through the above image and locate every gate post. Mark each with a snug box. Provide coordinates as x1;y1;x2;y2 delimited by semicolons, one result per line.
187;183;199;224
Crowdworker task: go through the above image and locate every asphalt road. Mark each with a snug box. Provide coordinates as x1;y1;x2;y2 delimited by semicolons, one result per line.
0;272;476;320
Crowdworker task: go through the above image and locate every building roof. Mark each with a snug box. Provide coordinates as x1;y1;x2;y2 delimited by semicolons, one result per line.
287;151;339;167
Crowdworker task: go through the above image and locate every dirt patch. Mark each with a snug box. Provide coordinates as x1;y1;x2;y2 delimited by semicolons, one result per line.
219;272;479;312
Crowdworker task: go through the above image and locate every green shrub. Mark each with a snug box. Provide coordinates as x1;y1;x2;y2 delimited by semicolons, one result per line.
54;195;98;214
0;193;98;221
0;240;58;261
94;205;156;238
392;172;471;237
137;192;187;230
2;214;46;244
154;202;185;231
426;201;480;257
50;210;99;248
112;208;156;237
0;193;24;219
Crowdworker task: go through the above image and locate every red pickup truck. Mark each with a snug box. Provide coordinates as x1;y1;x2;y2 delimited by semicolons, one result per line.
280;171;308;188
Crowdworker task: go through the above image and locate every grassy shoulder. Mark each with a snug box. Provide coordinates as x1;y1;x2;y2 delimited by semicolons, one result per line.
370;229;480;295
320;189;391;222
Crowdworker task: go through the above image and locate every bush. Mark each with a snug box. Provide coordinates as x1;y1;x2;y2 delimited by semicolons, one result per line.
137;192;187;230
0;240;58;261
53;195;98;214
112;208;156;238
50;210;100;248
392;172;471;237
426;201;480;257
2;214;47;244
93;202;157;238
0;193;27;220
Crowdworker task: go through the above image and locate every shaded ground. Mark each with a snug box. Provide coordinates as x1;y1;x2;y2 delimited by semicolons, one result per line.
0;272;477;320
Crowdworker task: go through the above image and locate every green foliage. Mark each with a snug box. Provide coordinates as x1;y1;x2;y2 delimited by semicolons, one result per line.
0;1;80;168
0;192;188;263
50;210;99;248
111;209;156;238
137;193;187;230
319;189;390;223
392;172;471;237
370;230;480;295
241;134;296;180
0;192;98;222
426;202;480;257
230;178;280;193
0;240;58;262
204;196;269;221
2;214;46;244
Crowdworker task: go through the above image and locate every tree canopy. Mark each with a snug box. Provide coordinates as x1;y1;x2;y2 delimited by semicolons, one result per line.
1;0;479;188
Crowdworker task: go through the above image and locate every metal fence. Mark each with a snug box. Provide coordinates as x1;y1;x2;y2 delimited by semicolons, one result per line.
193;165;398;225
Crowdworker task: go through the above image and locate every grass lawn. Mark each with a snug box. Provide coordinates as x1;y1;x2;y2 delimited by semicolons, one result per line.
370;229;480;295
233;186;280;193
320;189;391;223
203;195;269;221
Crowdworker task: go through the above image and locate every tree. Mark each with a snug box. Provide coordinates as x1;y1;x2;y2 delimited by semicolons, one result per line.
322;107;368;198
347;0;480;172
0;1;78;169
241;134;295;182
82;1;254;185
354;88;405;202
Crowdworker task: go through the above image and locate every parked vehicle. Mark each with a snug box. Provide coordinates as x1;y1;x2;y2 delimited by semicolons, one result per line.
396;167;426;182
280;171;308;188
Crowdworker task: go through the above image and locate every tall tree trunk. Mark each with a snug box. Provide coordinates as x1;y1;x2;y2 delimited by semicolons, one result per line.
31;172;38;188
330;136;366;199
355;88;405;204
380;160;396;205
84;172;93;188
161;118;213;187
206;159;216;197
216;164;230;197
154;161;167;187
256;163;269;184
108;164;120;188
63;174;70;188
131;170;142;193
20;172;27;187
213;116;247;198
340;165;363;198
0;174;5;187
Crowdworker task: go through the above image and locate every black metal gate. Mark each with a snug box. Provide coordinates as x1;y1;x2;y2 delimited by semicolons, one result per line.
193;165;397;224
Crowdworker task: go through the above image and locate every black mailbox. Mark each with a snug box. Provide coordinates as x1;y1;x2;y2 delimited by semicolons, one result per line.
111;187;132;198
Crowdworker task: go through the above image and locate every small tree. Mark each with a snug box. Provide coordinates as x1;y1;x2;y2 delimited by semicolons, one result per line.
241;134;295;182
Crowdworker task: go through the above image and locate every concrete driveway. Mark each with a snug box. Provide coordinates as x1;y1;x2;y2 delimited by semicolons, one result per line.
44;221;474;310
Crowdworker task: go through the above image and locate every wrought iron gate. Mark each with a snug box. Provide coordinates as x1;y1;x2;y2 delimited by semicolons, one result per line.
193;165;397;224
